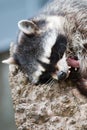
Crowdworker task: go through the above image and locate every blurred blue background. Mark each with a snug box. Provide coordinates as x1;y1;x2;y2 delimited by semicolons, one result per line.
0;0;48;129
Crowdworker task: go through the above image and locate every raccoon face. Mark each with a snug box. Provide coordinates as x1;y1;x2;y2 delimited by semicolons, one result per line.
3;17;69;84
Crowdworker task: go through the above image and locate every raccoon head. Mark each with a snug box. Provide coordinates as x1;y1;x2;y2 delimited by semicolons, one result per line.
3;16;70;84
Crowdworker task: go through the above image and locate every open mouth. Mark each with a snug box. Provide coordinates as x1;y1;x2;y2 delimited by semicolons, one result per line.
67;57;80;68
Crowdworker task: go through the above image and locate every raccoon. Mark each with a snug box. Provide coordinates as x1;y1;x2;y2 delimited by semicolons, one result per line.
3;0;87;95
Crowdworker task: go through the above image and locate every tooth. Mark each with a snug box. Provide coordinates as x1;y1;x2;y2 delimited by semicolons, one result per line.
67;70;71;78
68;66;71;69
75;68;77;71
68;70;71;74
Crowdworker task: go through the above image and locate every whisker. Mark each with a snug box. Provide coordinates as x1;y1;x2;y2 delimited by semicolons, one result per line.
38;78;52;88
48;79;54;87
40;78;53;88
44;79;54;88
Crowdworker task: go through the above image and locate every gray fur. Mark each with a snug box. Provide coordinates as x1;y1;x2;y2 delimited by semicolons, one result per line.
9;0;87;91
42;0;87;77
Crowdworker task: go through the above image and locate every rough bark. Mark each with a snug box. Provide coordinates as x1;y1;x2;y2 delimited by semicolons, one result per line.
9;43;87;130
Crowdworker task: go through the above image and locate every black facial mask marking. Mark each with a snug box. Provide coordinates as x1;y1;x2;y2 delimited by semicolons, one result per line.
38;34;67;83
50;34;67;64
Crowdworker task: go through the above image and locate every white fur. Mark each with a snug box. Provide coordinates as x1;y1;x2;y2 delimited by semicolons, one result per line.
57;53;69;73
47;16;65;34
33;16;66;82
42;30;57;58
40;16;65;63
40;56;50;64
41;16;65;58
32;64;45;83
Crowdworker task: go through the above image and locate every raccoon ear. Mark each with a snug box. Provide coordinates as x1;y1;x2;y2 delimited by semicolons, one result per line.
18;20;39;35
2;57;16;65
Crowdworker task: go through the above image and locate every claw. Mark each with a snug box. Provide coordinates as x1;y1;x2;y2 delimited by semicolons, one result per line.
68;66;71;69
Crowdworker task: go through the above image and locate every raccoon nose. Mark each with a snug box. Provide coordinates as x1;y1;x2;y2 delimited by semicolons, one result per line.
57;71;67;81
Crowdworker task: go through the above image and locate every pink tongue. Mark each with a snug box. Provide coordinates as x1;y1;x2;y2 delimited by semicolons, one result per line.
67;58;80;68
